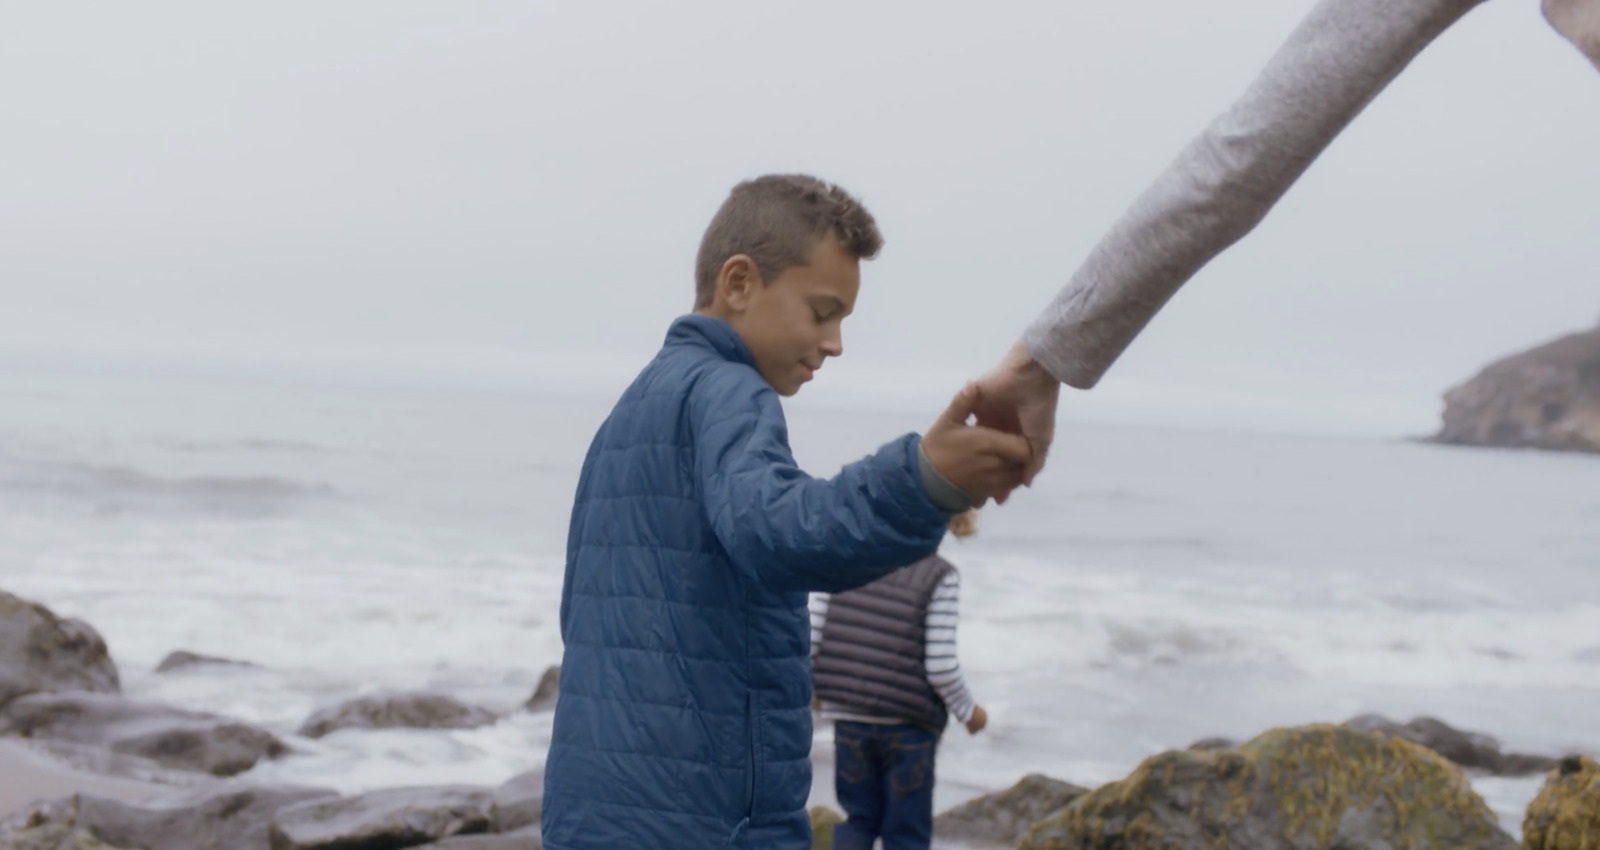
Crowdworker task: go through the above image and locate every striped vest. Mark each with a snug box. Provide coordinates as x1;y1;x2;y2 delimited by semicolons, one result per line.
811;555;955;733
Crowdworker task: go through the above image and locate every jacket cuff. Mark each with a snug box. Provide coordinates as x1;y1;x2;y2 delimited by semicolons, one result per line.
916;441;975;514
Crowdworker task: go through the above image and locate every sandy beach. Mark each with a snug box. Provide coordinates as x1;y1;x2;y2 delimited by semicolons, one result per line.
0;740;164;820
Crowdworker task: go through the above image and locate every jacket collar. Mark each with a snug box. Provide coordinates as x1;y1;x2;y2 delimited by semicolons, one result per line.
665;313;756;368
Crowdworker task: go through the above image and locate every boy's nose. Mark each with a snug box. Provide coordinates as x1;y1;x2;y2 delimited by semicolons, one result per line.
820;332;843;358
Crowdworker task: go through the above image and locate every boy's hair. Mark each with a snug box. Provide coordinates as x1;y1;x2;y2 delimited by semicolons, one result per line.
694;174;884;308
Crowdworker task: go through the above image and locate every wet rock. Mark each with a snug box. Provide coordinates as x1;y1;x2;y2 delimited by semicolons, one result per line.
933;774;1089;848
1018;723;1515;850
490;770;542;833
1;786;337;850
1523;754;1600;850
91;786;336;850
1432;327;1600;454
154;651;262;674
16;737;206;787
522;668;559;713
0;592;120;708
1345;714;1558;776
296;693;498;739
0;692;288;777
416;827;542;850
0;818;134;850
0;800;121;850
268;786;494;850
809;806;843;850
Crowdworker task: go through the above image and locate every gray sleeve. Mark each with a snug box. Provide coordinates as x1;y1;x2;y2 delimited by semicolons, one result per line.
1023;0;1489;390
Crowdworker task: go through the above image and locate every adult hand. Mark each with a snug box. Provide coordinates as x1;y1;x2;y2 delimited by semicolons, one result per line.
972;339;1061;497
922;384;1032;507
1544;0;1600;71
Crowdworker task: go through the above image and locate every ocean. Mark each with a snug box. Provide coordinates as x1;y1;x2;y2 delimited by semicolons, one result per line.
1;360;1595;838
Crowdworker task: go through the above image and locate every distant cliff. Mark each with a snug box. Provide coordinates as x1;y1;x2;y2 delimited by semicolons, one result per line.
1432;327;1600;454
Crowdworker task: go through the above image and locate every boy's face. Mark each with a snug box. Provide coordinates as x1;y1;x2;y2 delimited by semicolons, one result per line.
723;235;859;397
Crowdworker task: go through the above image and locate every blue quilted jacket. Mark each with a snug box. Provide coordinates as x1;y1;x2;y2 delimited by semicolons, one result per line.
541;314;951;849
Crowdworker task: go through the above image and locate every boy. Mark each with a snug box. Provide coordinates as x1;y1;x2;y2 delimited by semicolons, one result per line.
809;513;985;850
541;174;1030;850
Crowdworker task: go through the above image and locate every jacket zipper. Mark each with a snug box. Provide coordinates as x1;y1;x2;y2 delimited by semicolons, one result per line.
727;692;754;846
745;691;757;819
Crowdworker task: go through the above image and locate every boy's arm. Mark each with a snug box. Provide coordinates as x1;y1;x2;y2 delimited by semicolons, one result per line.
693;372;950;595
925;571;977;726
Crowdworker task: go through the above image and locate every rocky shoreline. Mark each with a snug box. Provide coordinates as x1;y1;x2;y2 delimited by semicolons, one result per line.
5;588;1596;850
1432;327;1600;455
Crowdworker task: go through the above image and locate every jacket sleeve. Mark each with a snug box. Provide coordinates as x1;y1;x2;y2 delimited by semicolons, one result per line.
1023;0;1488;390
692;368;950;595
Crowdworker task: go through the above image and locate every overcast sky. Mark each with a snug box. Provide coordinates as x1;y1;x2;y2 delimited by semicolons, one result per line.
2;1;1597;436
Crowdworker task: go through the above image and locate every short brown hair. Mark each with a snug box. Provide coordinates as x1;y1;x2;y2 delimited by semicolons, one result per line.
694;174;884;308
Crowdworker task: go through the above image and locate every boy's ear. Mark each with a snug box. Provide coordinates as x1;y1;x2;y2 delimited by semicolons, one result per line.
717;254;761;312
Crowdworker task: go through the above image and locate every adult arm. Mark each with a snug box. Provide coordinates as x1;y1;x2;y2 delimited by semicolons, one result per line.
1022;0;1491;390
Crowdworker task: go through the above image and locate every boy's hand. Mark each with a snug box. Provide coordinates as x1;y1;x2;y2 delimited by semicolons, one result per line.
923;384;1031;506
966;705;988;735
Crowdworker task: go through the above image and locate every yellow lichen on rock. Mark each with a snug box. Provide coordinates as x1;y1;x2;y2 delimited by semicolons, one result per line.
1242;723;1495;849
1019;723;1513;850
1523;755;1600;850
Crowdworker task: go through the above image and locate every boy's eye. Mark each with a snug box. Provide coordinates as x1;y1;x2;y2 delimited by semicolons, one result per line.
810;301;844;323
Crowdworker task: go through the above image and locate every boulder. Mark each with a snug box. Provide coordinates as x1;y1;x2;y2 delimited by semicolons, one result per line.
1345;714;1558;776
0;592;120;708
1432;327;1600;454
809;806;843;850
932;774;1089;848
268;786;494;850
0;692;288;777
490;770;542;833
297;693;498;740
1;786;336;850
1018;723;1515;850
154;651;262;674
1523;755;1600;850
522;668;560;713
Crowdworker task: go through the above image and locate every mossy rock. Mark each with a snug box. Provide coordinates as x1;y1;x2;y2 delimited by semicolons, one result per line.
934;774;1090;847
1019;723;1515;850
1523;755;1600;850
809;806;844;850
